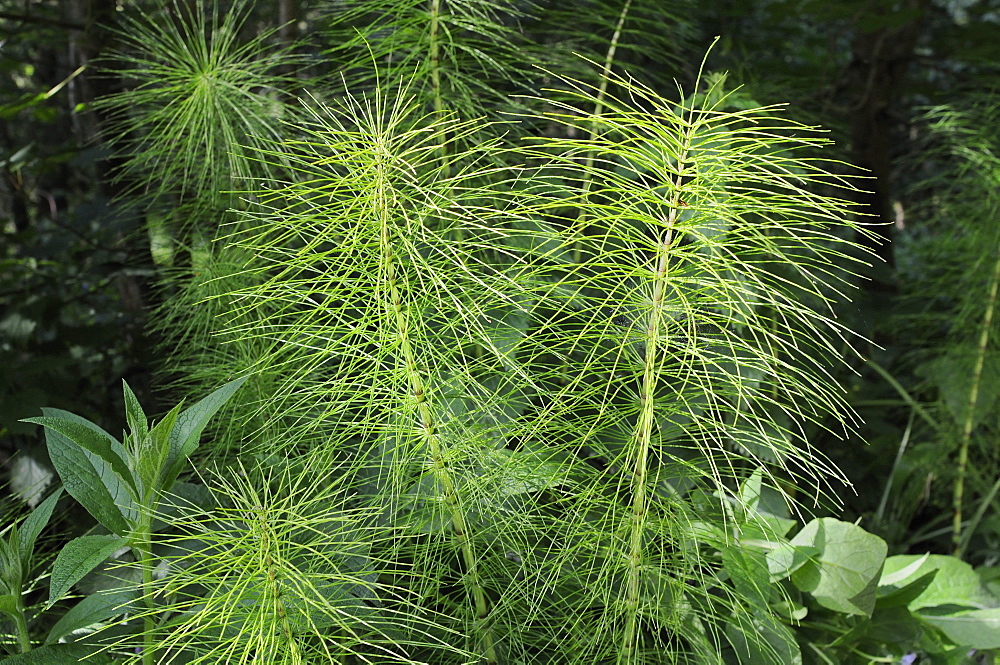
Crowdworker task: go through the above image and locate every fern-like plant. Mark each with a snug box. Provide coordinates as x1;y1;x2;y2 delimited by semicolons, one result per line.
892;99;1000;559
91;2;875;663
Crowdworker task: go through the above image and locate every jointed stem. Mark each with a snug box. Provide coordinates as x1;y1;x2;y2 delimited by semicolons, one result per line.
619;153;687;663
377;152;498;663
952;250;1000;555
254;505;303;664
135;521;156;665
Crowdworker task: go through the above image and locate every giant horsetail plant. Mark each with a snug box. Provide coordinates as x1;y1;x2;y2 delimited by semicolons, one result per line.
80;0;876;663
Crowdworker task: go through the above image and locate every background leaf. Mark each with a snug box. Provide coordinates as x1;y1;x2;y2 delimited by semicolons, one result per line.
789;518;888;617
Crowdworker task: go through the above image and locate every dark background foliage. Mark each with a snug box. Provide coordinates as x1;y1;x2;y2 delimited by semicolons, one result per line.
2;0;999;659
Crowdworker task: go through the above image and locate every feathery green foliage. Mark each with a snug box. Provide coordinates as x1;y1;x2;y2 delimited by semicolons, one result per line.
895;99;1000;559
38;1;887;663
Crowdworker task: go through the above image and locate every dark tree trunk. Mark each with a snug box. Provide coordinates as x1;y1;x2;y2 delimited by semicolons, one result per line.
846;0;930;272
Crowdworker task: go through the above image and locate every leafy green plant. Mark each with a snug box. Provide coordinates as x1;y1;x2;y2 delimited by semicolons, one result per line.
32;0;971;663
3;376;245;663
107;56;878;665
737;470;1000;665
871;98;1000;562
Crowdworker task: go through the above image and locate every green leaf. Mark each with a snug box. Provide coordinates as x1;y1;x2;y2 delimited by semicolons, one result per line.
0;593;19;621
16;488;63;569
917;348;1000;429
122;380;147;447
21;417;136;497
918;607;1000;649
46;587;140;645
722;544;770;610
766;542;819;580
880;553;931;586
0;644;114;664
725;614;801;665
0;532;24;595
49;535;129;605
865;605;922;647
789;518;887;617
876;570;937;609
880;554;985;611
740;470;796;539
137;402;182;500
34;411;136;536
162;376;248;490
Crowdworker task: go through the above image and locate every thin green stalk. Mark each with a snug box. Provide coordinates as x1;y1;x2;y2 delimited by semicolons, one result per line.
135;521;156;665
952;250;1000;555
958;471;1000;558
875;411;914;524
376;152;498;663
428;0;445;120
572;0;633;265
11;596;30;653
620;149;686;665
254;505;303;664
427;0;453;183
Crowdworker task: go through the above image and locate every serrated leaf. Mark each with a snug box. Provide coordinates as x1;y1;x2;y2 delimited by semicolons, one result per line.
17;488;63;569
21;417;136;498
122;380;147;448
39;418;135;536
45;587;139;645
49;535;129;605
137;402;182;500
789;518;887;617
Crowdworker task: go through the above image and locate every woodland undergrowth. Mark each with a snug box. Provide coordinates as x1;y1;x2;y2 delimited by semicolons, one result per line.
6;1;998;664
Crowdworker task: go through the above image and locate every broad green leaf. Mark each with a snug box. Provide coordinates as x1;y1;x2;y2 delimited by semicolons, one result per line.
22;416;136;498
725;614;801;665
740;470;796;539
738;468;765;513
17;488;63;568
789;518;887;617
918;607;1000;649
766;542;818;580
49;534;129;605
0;533;23;594
37;414;135;536
865;605;922;648
0;593;18;621
475;448;566;497
0;643;113;664
45;587;140;645
35;409;139;535
880;553;931;587
876;570;937;609
162;376;248;489
880;554;985;610
722;544;770;610
481;308;529;371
